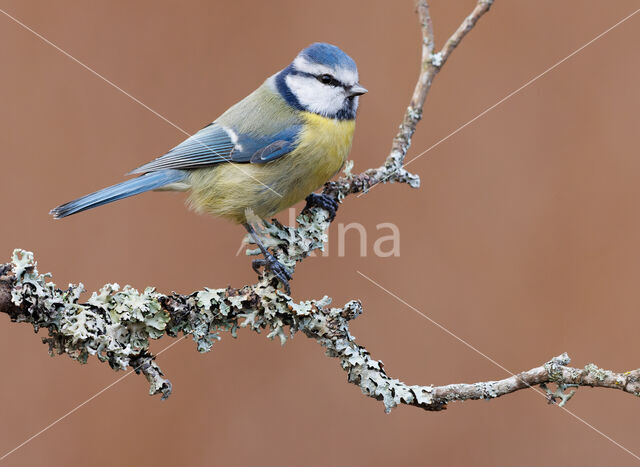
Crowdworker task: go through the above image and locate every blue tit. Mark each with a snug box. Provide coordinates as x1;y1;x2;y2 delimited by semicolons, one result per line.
50;42;367;292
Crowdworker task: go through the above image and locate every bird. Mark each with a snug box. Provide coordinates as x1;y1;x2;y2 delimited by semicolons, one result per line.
50;42;367;293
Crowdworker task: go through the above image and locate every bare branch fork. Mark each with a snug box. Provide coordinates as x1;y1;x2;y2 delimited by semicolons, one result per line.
2;0;638;412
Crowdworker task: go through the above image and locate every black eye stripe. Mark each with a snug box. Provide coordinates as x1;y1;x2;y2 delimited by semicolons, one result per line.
289;69;347;89
316;73;347;89
317;74;342;87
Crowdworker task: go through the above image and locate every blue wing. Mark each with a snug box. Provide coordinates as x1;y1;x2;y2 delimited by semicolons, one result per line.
129;123;301;174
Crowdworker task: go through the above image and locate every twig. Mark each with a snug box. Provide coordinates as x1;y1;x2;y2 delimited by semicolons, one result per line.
327;0;494;198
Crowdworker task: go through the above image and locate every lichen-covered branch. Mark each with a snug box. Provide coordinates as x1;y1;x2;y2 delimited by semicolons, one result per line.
1;251;638;412
16;0;635;415
3;0;635;416
10;0;633;415
0;0;552;414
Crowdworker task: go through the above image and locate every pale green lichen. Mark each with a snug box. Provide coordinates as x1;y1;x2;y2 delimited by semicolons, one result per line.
475;381;499;399
430;52;444;67
544;352;571;382
584;363;611;382
541;382;577;407
342;159;355;179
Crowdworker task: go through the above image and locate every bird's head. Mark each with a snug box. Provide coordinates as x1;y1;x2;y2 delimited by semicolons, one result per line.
275;43;367;120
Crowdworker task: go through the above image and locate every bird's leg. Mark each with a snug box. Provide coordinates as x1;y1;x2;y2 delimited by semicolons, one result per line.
303;193;339;222
243;223;292;294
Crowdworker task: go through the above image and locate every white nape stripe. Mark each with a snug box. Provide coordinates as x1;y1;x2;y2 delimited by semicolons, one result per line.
292;56;358;86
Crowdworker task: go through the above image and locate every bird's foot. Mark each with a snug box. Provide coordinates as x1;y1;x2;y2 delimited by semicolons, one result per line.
303;193;339;222
252;253;292;294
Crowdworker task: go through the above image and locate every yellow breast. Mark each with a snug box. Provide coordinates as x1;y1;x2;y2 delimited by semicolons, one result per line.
187;113;356;223
265;112;355;213
295;112;355;185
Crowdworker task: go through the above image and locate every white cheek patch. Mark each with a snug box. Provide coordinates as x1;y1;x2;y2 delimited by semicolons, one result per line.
293;56;359;86
286;74;345;116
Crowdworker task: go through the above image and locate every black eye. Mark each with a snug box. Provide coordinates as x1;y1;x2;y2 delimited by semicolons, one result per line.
318;74;337;86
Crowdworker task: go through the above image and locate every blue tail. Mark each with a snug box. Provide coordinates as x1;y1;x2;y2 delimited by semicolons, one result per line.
50;169;186;219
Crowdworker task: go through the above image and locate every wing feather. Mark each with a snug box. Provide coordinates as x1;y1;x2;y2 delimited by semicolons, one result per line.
128;122;300;174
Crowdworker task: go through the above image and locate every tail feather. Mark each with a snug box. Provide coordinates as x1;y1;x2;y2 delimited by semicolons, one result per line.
50;169;186;219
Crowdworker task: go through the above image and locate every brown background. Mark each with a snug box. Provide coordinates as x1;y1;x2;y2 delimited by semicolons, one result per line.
1;1;640;465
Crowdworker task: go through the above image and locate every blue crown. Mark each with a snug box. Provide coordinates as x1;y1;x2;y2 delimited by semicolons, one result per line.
299;43;357;72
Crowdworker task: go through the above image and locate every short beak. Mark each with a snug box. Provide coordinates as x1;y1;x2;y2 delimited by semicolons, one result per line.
347;83;368;97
